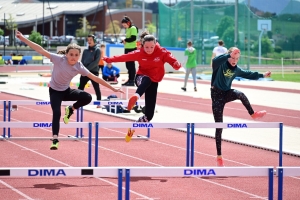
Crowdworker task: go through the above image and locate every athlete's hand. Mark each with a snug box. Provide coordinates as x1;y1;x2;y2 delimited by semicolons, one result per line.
112;88;124;94
102;57;112;63
15;30;25;40
264;71;271;77
173;61;181;70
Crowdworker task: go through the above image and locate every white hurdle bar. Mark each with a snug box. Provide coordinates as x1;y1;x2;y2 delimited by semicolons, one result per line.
6;99;145;138
1;101;6;137
124;166;274;200
74;99;145;138
6;100;82;138
94;122;191;167
0;166;274;200
0;122;93;167
277;167;300;200
190;122;284;167
0;167;123;200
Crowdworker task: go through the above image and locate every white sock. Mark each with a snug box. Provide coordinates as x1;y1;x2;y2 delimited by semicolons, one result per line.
53;135;58;139
134;93;140;99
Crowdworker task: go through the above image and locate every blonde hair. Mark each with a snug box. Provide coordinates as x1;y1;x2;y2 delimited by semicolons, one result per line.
227;47;239;54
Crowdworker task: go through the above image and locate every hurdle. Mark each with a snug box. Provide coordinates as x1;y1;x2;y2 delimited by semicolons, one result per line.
190;122;284;167
76;100;146;139
277;167;300;200
5;100;84;139
1;100;6;138
94;122;191;167
5;99;145;139
124;166;274;200
0;167;123;200
0;122;93;167
90;99;145;114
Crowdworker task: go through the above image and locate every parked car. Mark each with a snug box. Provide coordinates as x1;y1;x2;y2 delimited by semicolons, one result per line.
0;35;9;46
48;36;61;45
59;35;75;43
41;35;50;44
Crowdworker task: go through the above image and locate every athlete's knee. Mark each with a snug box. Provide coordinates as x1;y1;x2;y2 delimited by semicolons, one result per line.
236;91;246;99
82;92;92;104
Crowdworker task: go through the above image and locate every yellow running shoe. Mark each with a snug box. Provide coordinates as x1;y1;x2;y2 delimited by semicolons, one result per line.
50;139;59;150
125;128;135;142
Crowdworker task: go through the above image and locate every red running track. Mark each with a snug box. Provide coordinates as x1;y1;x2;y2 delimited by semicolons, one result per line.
1;89;300;200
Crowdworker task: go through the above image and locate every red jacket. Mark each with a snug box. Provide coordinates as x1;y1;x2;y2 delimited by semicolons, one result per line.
104;43;181;82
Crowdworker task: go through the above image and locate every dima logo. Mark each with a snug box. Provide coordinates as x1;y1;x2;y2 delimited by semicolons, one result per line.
108;102;123;105
227;123;247;128
28;169;66;176
36;102;51;105
184;169;216;176
33;123;52;127
133;123;154;128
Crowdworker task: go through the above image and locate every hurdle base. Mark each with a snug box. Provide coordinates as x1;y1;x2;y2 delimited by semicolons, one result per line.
68;135;82;140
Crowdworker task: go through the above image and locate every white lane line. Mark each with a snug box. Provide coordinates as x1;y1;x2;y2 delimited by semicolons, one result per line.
0;179;35;200
196;177;268;200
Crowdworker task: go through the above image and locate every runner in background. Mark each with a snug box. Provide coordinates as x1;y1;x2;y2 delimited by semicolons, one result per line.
181;41;197;92
211;40;227;66
78;34;102;104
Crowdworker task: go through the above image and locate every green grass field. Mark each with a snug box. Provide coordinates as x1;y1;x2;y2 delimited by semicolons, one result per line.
270;73;300;83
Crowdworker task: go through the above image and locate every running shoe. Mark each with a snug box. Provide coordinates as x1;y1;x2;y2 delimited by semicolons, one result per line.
63;106;74;124
181;87;186;92
127;95;138;111
125;128;135;142
217;157;224;167
50;139;59;150
194;87;197;92
251;110;267;120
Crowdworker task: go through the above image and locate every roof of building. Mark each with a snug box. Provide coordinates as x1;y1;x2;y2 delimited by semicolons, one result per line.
106;8;152;16
0;0;104;26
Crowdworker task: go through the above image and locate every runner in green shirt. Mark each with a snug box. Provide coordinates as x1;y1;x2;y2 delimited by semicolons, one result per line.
181;41;198;92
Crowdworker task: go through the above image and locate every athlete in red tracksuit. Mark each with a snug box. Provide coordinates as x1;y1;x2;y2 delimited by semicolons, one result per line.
103;35;182;142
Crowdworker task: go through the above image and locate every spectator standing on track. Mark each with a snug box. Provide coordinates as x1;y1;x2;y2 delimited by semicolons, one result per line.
98;44;106;74
103;35;182;142
181;41;198;92
16;30;123;150
121;16;138;86
102;63;120;82
211;47;271;167
211;40;227;66
78;34;102;103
